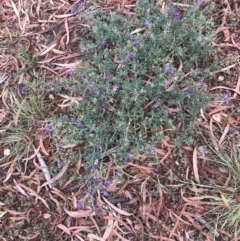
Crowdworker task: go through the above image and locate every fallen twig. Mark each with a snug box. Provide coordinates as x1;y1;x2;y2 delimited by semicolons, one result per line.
196;217;220;238
35;148;52;188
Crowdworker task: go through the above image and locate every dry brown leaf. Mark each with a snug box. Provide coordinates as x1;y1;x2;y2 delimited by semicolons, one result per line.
55;14;75;18
221;113;238;125
211;63;236;74
22;146;40;161
0;211;7;218
231;33;240;50
74;234;85;241
64;208;95;218
102;196;132;216
223;28;230;41
35;148;52;188
52;62;80;68
0;109;8;122
209;118;219;152
128;163;153;174
57;224;71;235
87;234;105;241
40;163;69;188
234;190;240;203
130;27;145;34
216;26;231;34
135;154;147;162
39;43;57;56
220;192;229;208
207;106;229;116
103;215;115;240
210;86;240;95
43;213;51;219
64;17;69;45
233;68;240;99
14;179;29;197
10;0;19;18
154;148;166;156
212;113;222;123
15;182;50;209
39;135;49;155
193;147;200;184
219;123;230;145
14;100;25;127
3;154;23;183
18;233;39;240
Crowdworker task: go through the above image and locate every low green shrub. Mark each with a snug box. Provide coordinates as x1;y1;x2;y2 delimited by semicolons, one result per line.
45;0;218;202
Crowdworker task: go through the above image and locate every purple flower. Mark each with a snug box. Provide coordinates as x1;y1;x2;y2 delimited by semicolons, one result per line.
71;6;78;14
164;81;172;89
129;36;143;46
108;74;113;82
102;189;109;197
105;178;113;188
197;0;203;5
59;140;65;150
172;9;182;20
45;124;54;135
19;84;27;95
101;101;107;108
198;79;208;92
187;88;196;96
56;80;63;87
100;39;107;47
90;204;98;212
126;153;134;161
75;120;84;128
80;43;87;51
146;7;151;14
145;19;152;28
94;90;100;97
88;165;98;173
116;170;122;178
96;140;102;148
77;0;83;7
71;1;82;14
104;84;110;92
120;99;125;105
67;69;74;76
149;146;155;156
57;160;64;169
87;49;94;55
128;51;135;61
88;189;94;197
86;82;95;89
77;201;85;210
164;63;176;76
221;92;231;105
44;86;50;93
112;85;119;92
94;177;102;184
121;55;128;63
146;29;152;36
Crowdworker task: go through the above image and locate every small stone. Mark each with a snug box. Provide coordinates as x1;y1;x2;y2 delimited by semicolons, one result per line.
4;149;10;156
43;213;51;219
49;94;55;99
218;76;224;81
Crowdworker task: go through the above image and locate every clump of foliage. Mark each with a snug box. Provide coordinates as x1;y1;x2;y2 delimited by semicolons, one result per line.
46;0;217;200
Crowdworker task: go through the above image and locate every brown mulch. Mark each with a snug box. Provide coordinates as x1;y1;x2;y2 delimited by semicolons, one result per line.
1;0;240;240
